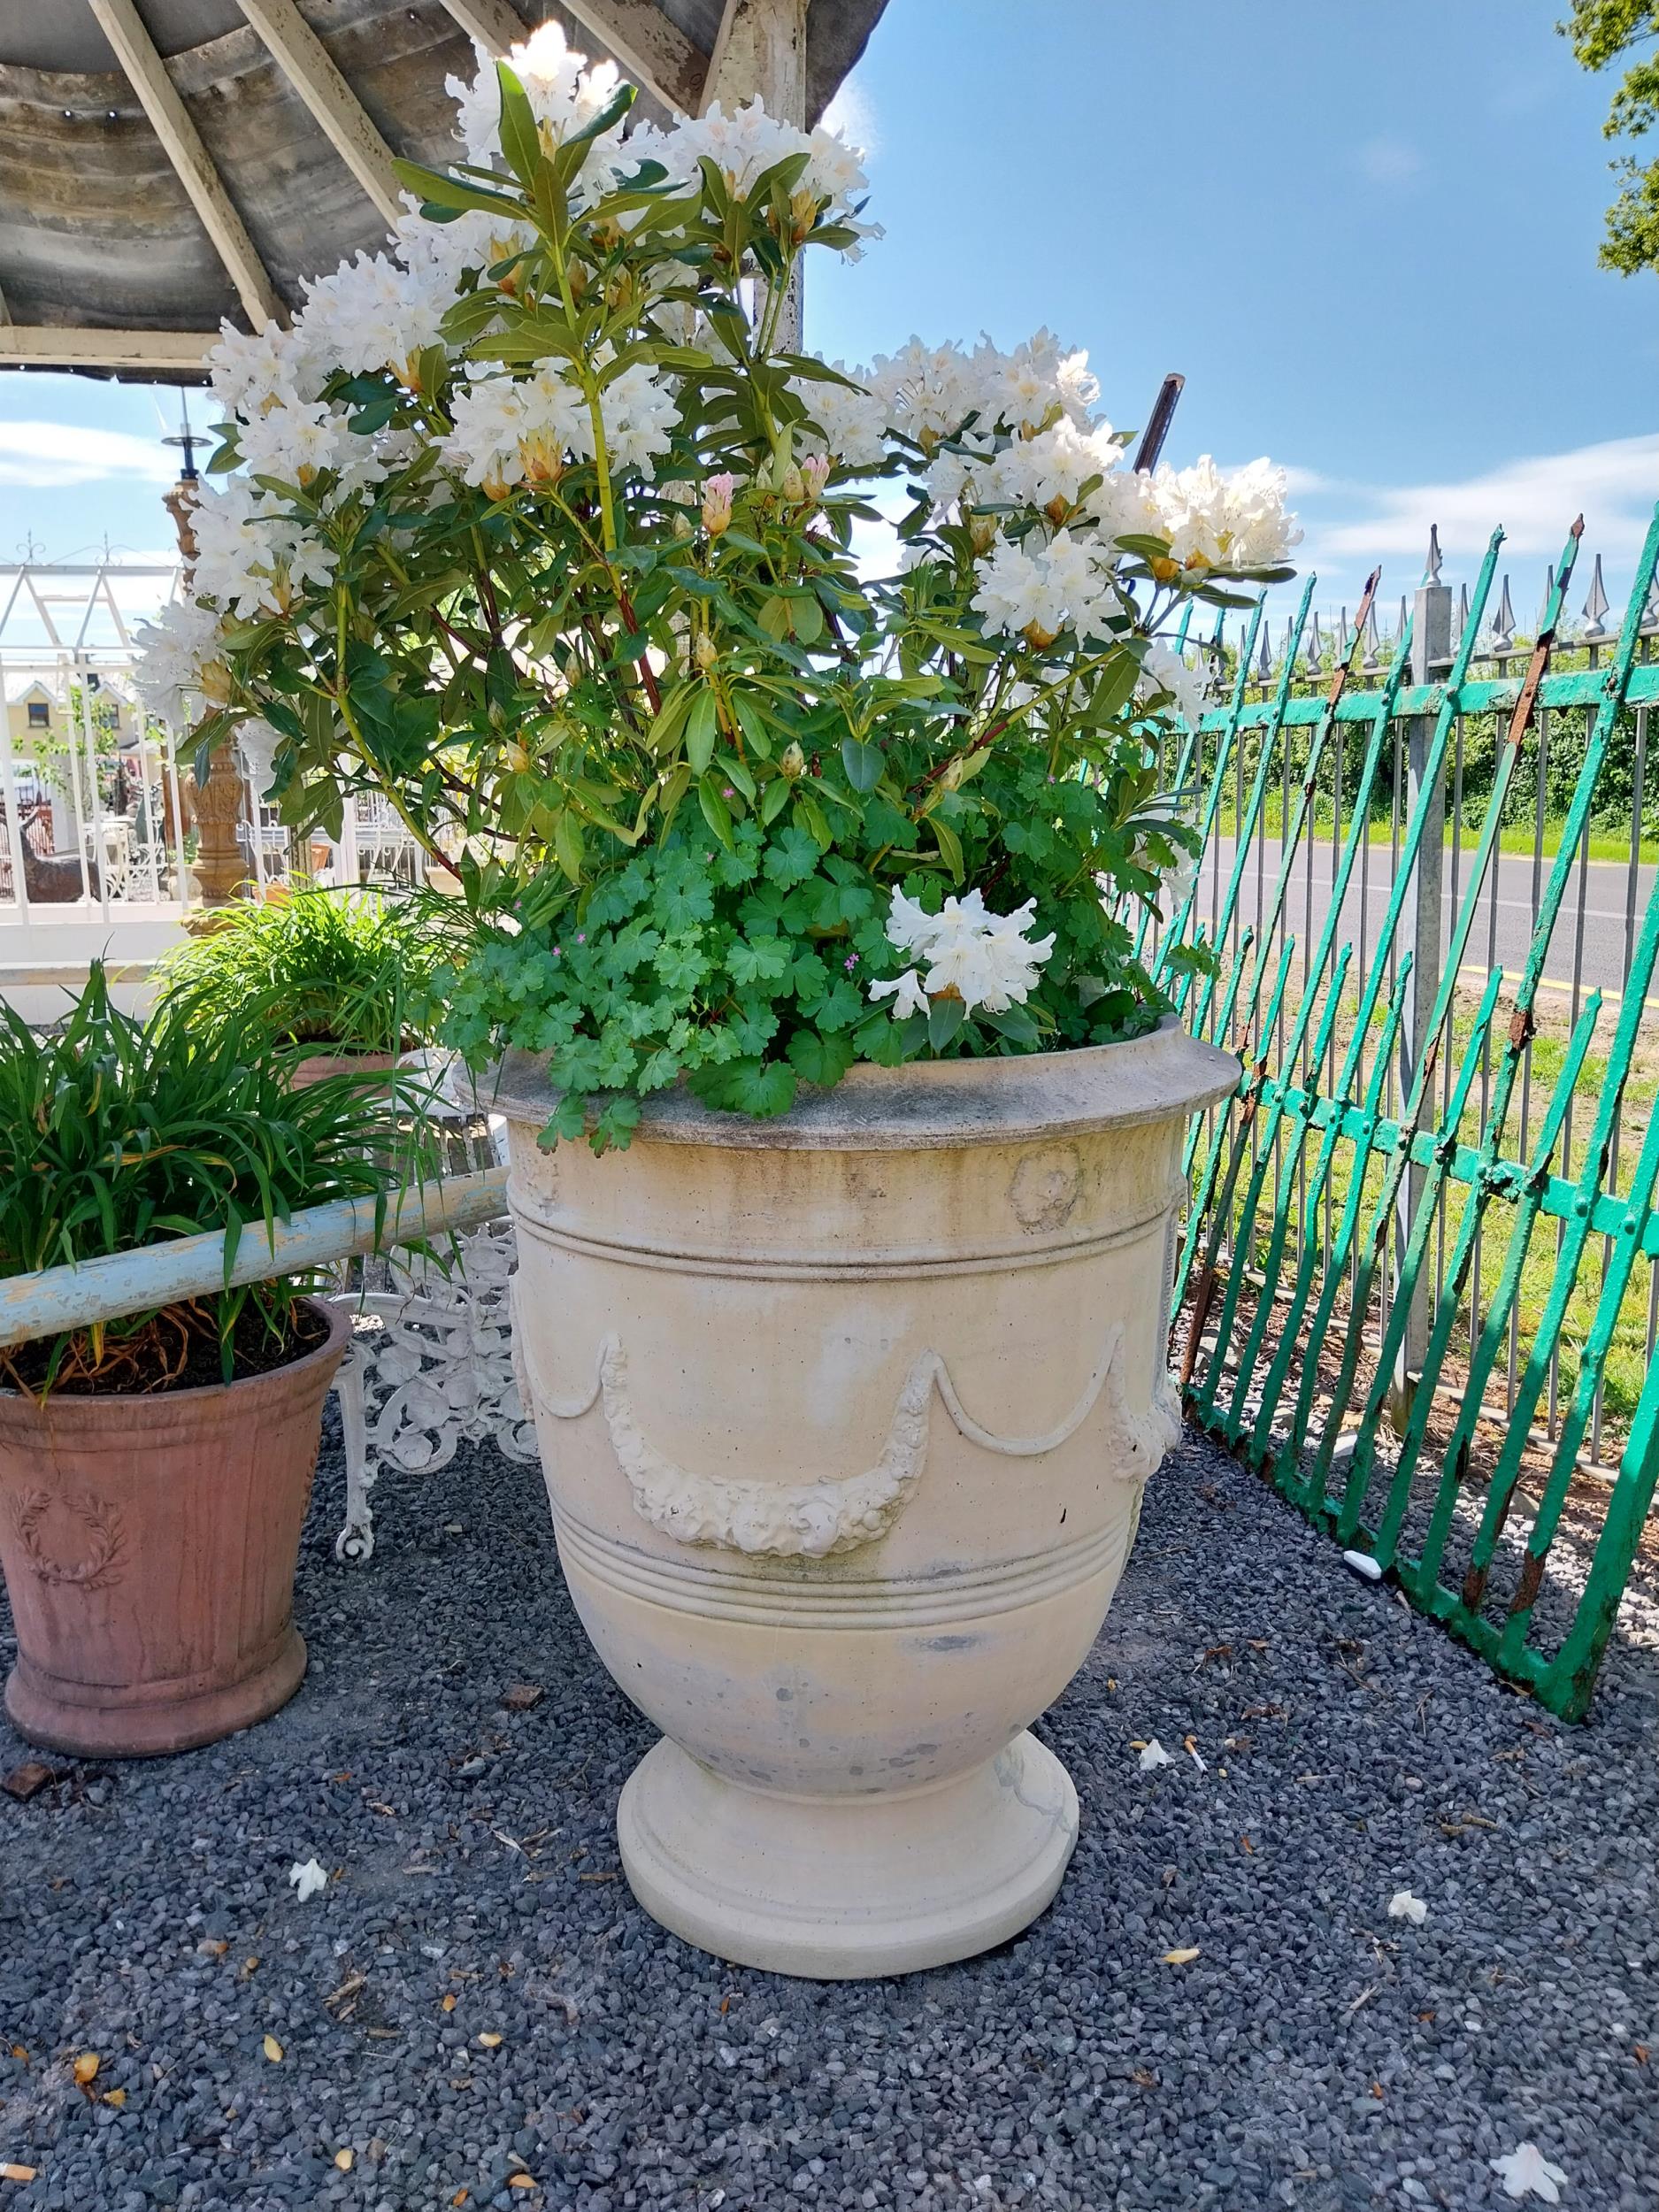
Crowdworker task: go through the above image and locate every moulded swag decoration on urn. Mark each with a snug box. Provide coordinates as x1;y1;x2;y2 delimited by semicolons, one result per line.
519;1321;1180;1559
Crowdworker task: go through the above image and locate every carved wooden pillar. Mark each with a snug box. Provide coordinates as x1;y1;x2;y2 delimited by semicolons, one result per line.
165;476;249;908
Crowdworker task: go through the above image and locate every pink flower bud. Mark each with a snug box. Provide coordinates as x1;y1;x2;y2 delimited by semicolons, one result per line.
702;472;736;536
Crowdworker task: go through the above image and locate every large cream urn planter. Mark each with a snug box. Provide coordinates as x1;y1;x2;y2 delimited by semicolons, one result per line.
495;1018;1238;1978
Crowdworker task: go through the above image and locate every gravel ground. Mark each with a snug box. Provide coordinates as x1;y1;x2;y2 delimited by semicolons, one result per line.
1;1416;1656;2212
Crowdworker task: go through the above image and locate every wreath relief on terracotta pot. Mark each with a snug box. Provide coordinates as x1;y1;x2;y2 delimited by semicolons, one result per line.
9;1488;127;1590
518;1320;1182;1560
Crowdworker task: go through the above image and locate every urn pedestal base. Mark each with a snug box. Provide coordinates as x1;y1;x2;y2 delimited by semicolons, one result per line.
617;1730;1079;1980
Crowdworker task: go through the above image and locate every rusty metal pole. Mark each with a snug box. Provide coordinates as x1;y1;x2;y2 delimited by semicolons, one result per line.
1389;549;1453;1432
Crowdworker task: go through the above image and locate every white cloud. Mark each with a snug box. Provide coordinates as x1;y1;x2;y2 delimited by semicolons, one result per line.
0;420;173;490
1303;432;1659;572
1356;136;1425;188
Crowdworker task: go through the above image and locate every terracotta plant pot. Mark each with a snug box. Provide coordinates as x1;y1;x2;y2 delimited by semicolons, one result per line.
495;1019;1238;1979
0;1298;350;1758
288;1048;399;1091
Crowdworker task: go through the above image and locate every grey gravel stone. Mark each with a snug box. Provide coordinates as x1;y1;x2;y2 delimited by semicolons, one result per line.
0;1417;1655;2211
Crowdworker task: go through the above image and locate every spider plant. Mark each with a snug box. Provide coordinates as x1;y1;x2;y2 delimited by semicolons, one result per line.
0;963;430;1394
152;886;452;1058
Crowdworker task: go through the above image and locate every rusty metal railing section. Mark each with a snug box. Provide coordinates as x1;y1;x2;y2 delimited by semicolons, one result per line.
1160;507;1659;1719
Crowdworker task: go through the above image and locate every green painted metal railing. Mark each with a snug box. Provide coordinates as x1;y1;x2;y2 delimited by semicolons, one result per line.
1159;506;1659;1720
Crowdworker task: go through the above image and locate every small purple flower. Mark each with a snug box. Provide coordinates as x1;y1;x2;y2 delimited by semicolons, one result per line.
844;955;859;971
722;786;734;799
575;931;586;943
551;945;562;957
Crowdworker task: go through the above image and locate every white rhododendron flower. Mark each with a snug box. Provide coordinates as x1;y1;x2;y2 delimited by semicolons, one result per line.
189;474;338;618
442;367;592;490
1387;1889;1429;1925
794;365;889;469
972;529;1113;647
131;598;224;724
596;362;680;479
867;968;930;1020
206;318;326;419
1138;641;1206;727
448;20;626;174
299;249;450;385
985;326;1100;431
239;717;281;799
871;887;1055;1018
1490;2145;1569;2203
236;396;350;487
637;98;874;240
1148;454;1302;572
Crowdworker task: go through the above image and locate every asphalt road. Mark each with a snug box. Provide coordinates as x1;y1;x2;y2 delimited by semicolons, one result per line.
1202;836;1657;1006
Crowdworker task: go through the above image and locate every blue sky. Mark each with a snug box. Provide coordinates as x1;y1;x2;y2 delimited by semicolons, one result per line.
3;0;1655;635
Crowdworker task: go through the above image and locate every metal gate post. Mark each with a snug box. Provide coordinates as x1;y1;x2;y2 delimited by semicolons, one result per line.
1390;550;1454;1432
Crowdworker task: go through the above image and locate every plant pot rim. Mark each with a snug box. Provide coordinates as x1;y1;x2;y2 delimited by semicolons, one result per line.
488;1013;1240;1154
0;1294;350;1427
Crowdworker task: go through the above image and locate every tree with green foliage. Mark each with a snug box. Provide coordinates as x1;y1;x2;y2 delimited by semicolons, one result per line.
1561;1;1659;275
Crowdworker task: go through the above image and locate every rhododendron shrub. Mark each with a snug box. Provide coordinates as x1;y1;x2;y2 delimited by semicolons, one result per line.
136;23;1297;1147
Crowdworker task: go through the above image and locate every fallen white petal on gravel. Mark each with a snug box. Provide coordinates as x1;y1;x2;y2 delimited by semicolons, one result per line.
1137;1740;1174;1771
1341;1549;1383;1581
1491;2144;1569;2202
288;1858;328;1902
1388;1889;1429;1924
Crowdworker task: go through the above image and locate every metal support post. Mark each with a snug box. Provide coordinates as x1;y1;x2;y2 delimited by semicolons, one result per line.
1390;564;1453;1433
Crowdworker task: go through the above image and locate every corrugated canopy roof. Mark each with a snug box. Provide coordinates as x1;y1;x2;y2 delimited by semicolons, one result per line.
0;0;887;378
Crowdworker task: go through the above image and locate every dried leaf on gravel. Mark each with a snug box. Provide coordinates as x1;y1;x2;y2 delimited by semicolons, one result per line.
2;1763;66;1801
502;1684;544;1712
334;2149;353;2171
477;2032;503;2048
1635;2043;1649;2064
442;1994;457;2013
0;2165;38;2183
1161;1947;1201;1965
262;2035;283;2063
507;2178;538;2193
102;2090;126;2110
71;2054;98;2086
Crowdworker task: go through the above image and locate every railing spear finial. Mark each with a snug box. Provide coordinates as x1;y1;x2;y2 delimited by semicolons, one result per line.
1425;523;1442;585
1582;552;1609;640
1491;574;1517;652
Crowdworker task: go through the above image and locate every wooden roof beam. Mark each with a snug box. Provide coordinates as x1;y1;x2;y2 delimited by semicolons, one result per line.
559;1;706;113
86;0;284;329
234;0;404;228
0;326;219;373
436;0;533;58
701;0;807;121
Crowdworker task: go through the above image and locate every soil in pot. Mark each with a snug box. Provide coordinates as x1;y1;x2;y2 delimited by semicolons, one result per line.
0;1297;349;1759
